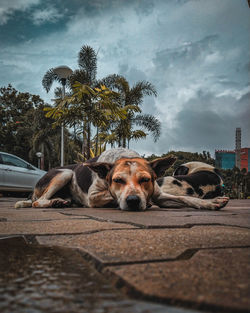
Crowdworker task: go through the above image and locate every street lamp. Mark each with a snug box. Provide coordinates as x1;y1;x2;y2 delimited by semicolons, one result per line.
36;152;43;169
53;66;73;166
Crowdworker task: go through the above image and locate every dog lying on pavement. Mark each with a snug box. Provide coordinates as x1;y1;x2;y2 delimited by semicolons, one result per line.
15;148;228;211
157;161;224;199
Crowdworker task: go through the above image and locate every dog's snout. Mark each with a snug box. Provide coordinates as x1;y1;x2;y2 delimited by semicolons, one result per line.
126;195;141;210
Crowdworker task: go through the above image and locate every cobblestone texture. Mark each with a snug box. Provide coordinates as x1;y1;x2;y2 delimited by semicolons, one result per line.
0;197;249;312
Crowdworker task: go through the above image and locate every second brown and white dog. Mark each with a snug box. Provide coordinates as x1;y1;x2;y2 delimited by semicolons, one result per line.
15;148;228;211
157;161;224;199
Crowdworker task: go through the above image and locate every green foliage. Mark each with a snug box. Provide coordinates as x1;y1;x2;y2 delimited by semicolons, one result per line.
100;76;160;148
220;168;250;199
42;45;161;158
44;82;128;132
0;84;43;161
0;85;81;169
42;68;61;93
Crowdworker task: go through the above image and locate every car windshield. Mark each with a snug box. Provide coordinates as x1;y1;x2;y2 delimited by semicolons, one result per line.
1;154;29;169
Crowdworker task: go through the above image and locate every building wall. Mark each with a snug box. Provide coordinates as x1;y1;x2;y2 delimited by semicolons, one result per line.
241;148;250;172
215;151;235;169
215;148;250;171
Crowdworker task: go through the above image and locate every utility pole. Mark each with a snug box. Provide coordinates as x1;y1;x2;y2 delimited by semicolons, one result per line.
53;66;73;166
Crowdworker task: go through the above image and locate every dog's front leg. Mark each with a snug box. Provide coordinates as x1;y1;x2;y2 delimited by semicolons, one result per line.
88;178;117;208
152;183;229;210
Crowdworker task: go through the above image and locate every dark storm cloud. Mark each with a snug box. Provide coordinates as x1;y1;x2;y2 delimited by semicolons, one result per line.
0;0;249;156
154;35;219;70
173;91;250;150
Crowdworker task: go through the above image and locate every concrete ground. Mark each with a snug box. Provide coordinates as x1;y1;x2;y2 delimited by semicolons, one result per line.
0;197;249;313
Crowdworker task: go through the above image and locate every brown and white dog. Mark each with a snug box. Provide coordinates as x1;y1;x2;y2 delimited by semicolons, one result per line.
157;161;224;199
15;148;228;211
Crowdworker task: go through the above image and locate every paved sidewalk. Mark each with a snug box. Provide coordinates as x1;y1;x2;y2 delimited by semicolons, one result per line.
0;197;249;312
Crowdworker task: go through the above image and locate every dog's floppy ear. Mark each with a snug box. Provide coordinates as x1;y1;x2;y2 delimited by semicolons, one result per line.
85;162;113;179
173;165;189;176
149;155;177;177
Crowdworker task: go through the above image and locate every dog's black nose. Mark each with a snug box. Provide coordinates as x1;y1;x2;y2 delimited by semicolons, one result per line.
126;195;141;210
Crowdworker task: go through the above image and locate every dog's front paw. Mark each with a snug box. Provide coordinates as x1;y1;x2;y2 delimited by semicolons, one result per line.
207;197;229;210
51;199;70;208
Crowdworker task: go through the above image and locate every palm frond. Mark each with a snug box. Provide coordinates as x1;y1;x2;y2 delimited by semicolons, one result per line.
42;68;61;93
133;81;157;97
128;81;157;106
54;87;63;99
130;130;147;140
133;114;161;142
96;74;123;89
69;70;90;88
115;76;130;95
98;131;118;145
78;45;97;83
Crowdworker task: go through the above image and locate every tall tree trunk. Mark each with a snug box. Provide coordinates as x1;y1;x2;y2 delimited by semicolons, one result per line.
74;122;76;140
95;127;99;156
122;136;126;148
87;121;91;160
82;119;88;160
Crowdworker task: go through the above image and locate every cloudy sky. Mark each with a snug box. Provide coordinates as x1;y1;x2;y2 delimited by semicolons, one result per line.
0;0;249;156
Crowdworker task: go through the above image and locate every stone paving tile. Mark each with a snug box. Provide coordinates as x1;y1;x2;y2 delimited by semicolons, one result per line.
0;219;136;235
0;209;89;221
105;248;250;312
1;197;250;313
37;226;250;264
58;207;250;228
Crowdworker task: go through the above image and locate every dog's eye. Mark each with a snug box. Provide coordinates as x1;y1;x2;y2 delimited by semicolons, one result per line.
113;178;126;184
139;177;150;184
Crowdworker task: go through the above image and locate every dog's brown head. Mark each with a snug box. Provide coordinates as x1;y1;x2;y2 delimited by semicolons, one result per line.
86;156;176;211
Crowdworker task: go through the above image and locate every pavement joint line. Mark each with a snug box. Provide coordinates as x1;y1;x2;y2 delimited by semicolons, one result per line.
0;227;137;237
75;214;147;228
73;247;250;313
138;223;250;230
107;245;250;266
42;242;250;272
102;266;250;313
1;213;249;230
56;213;250;229
0;217;90;222
2;223;248;239
59;212;145;228
1;222;249;238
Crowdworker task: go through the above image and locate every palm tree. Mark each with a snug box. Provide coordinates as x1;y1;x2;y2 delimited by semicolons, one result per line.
101;76;160;148
42;46;98;159
42;46;161;158
44;81;128;159
42;46;123;159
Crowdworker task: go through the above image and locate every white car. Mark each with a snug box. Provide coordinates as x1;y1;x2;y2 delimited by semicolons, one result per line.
0;152;46;193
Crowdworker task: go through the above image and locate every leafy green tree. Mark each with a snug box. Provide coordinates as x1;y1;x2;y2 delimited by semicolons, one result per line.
0;85;43;161
0;85;80;169
100;76;160;148
44;82;128;159
42;45;122;159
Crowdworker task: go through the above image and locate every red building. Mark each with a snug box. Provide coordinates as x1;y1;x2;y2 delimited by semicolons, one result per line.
215;147;250;172
241;148;250;172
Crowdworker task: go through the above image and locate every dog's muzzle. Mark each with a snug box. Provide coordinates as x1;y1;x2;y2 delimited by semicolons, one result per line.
126;195;141;211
